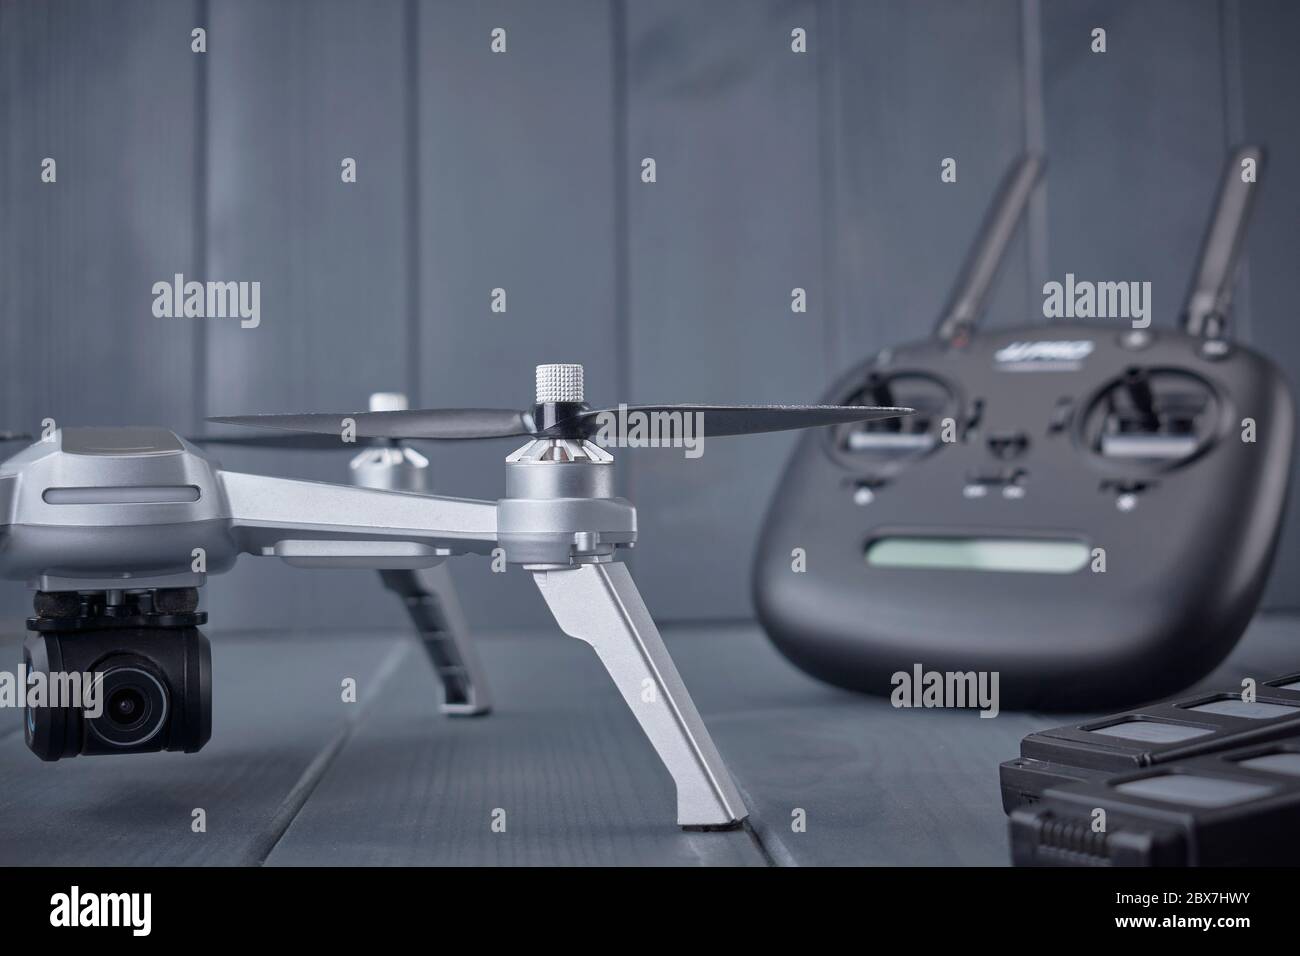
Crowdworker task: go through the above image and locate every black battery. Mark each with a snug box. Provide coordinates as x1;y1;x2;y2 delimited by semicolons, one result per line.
1010;732;1300;866
1000;671;1300;812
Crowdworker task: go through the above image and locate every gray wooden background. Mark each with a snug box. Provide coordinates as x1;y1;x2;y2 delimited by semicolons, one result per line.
1;0;1297;632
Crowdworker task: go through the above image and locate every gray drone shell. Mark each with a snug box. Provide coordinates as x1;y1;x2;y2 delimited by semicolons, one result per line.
0;428;240;587
0;426;503;591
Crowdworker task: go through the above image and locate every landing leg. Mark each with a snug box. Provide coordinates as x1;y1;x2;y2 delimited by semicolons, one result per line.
532;561;747;828
379;566;491;716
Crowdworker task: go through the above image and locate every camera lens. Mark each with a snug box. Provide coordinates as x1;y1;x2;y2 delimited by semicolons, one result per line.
108;687;147;728
86;666;168;749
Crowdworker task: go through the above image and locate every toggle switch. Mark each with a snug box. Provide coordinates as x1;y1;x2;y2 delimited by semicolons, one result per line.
987;431;1029;460
841;372;950;455
1089;368;1213;462
1101;479;1153;512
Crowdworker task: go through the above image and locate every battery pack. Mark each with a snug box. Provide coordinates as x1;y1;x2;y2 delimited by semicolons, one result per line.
1009;733;1300;866
1000;671;1300;813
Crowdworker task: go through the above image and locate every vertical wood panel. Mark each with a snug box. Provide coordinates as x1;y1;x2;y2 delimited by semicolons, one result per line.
415;0;619;626
830;0;1029;361
623;0;831;620
202;0;411;630
1237;0;1300;606
0;0;201;618
1038;0;1226;326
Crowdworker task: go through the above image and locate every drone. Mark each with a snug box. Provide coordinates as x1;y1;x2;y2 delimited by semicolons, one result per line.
0;364;908;829
4;397;492;719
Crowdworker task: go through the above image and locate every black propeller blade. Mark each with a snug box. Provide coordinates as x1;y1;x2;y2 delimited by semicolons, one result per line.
211;363;912;444
211;403;910;442
554;404;912;439
187;432;397;451
207;408;536;441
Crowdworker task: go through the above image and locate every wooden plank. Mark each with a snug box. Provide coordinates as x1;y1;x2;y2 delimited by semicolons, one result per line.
0;0;202;429
265;627;765;865
1236;0;1300;607
413;0;620;628
661;623;1052;866
201;0;413;633
0;0;202;620
829;0;1030;359
622;0;833;620
0;630;407;865
671;615;1300;866
1038;0;1226;327
1;615;1295;865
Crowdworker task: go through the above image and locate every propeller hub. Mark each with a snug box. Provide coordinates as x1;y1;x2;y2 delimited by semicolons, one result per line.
535;364;584;404
368;392;409;413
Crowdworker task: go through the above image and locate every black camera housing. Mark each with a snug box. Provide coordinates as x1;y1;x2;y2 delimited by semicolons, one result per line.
23;589;212;761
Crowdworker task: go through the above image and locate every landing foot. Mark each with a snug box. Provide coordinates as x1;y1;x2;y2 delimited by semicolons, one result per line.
681;820;747;833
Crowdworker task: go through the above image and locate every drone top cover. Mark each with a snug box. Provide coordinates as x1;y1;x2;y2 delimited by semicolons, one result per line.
754;147;1295;710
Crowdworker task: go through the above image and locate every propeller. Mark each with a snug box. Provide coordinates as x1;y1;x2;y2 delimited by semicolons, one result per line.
188;431;395;451
193;393;423;450
0;426;382;452
210;365;912;444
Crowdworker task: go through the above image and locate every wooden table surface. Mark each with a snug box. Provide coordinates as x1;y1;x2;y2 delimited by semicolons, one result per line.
1;614;1296;866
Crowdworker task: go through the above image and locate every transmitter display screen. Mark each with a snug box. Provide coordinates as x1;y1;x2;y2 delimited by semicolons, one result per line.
865;536;1089;574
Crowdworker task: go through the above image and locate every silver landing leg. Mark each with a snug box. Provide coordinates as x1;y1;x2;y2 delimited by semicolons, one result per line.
533;561;748;828
379;565;491;716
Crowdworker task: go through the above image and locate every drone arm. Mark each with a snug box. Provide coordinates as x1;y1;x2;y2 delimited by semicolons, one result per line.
532;562;747;828
379;566;492;716
218;470;499;567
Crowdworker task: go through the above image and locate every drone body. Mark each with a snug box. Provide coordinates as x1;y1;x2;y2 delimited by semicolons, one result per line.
0;365;908;828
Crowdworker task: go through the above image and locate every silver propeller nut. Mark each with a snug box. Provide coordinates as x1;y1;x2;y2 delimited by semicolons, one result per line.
536;364;584;404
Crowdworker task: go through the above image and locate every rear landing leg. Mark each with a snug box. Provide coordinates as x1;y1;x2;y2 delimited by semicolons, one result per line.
380;566;491;716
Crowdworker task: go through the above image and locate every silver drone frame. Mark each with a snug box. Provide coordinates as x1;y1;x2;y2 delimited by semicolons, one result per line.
0;367;746;828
